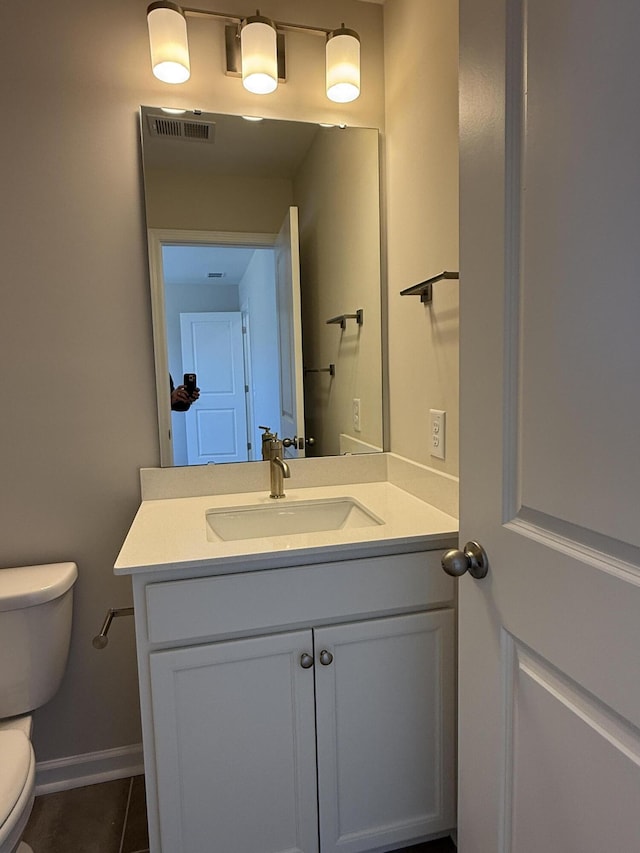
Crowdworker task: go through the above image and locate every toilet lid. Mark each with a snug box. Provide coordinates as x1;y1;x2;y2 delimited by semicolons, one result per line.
0;562;77;612
0;731;32;825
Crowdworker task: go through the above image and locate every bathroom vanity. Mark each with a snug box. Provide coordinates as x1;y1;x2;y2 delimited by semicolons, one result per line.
115;459;458;853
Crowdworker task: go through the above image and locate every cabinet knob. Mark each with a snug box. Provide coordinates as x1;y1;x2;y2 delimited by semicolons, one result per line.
300;653;314;669
319;649;334;666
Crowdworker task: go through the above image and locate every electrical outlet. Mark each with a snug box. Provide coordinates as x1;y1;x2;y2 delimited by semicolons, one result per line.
430;409;446;459
353;398;361;432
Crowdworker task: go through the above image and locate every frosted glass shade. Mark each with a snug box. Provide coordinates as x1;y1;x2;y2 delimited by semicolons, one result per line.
326;28;360;103
241;17;278;95
147;2;190;84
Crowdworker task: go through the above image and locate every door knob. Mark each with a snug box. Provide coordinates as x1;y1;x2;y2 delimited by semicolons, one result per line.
300;653;314;669
319;649;333;666
441;541;489;579
283;436;315;450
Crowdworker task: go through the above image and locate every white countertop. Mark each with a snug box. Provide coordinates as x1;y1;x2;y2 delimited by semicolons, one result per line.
114;482;458;576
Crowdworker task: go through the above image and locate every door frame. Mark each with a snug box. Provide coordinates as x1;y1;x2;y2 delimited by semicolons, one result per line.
146;228;276;466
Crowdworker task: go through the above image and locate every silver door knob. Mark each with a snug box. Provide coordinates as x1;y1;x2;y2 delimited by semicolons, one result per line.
300;653;314;669
319;649;333;666
441;541;489;579
283;436;315;450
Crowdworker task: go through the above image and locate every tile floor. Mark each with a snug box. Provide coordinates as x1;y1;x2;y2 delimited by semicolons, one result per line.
23;776;149;853
23;775;456;852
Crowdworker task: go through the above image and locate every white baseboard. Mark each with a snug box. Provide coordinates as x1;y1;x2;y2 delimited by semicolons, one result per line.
35;743;144;795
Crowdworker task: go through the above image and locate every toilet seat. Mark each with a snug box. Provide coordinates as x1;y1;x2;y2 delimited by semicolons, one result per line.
0;731;35;852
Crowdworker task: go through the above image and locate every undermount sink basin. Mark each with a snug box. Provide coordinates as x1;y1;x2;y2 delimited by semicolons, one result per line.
206;497;383;542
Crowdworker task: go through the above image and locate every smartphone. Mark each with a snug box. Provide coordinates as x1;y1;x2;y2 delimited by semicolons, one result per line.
184;373;197;396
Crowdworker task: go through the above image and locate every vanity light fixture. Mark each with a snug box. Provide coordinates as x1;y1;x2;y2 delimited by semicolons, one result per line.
326;26;360;103
147;2;191;84
146;2;361;101
240;13;278;94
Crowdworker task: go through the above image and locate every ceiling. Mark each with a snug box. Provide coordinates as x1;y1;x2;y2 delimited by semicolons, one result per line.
142;110;323;179
162;244;270;288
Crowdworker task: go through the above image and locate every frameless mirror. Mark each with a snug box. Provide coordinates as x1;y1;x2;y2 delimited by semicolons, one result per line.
140;107;384;466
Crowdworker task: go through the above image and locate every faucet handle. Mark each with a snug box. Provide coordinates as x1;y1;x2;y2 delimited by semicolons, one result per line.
260;425;278;441
260;426;278;461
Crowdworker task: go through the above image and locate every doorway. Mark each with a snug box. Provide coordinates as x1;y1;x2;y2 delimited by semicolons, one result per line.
150;231;282;465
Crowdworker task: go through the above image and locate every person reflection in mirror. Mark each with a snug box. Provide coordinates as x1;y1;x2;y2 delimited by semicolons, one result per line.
170;375;200;412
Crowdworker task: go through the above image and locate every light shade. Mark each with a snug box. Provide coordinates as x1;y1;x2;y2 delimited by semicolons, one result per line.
326;27;360;103
241;15;278;95
147;1;190;84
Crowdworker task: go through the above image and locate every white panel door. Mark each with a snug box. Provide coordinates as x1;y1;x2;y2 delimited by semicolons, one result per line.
149;631;319;853
180;311;248;464
314;611;456;852
459;1;640;850
275;207;305;456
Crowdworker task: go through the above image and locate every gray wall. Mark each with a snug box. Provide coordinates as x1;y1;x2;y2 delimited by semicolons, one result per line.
145;167;295;234
384;0;460;475
295;128;383;455
0;0;384;764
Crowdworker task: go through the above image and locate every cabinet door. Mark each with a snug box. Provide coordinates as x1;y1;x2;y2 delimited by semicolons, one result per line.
314;610;455;853
150;631;319;853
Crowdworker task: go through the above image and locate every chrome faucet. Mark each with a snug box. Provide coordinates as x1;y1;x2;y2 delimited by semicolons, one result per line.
260;426;291;499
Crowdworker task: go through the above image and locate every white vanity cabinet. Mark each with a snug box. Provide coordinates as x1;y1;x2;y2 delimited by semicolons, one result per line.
130;547;457;853
314;610;455;853
150;630;320;853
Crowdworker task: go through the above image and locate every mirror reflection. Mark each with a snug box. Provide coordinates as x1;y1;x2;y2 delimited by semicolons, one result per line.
140;107;383;466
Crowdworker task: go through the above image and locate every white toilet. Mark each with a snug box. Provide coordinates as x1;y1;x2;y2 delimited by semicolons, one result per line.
0;562;77;853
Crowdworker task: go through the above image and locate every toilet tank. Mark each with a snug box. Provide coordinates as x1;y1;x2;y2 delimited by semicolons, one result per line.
0;563;77;718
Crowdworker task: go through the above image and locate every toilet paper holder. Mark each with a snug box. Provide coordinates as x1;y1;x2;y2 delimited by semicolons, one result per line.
92;606;134;649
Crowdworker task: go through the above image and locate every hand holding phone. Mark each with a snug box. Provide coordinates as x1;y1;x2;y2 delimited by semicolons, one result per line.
184;373;197;396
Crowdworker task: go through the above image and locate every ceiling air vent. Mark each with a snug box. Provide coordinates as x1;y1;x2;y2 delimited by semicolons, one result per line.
207;272;226;278
146;113;216;143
